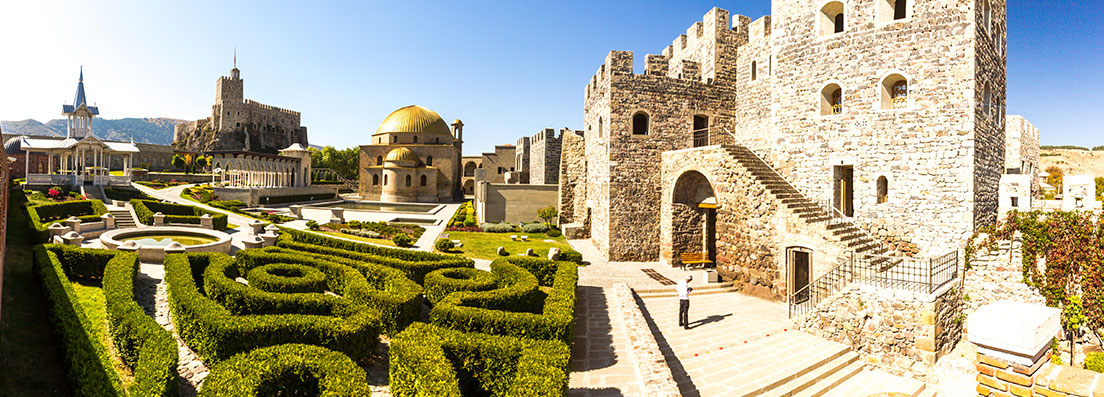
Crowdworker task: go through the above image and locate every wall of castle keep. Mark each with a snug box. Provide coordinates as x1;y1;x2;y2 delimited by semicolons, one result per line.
529;128;564;185
559;129;587;226
1006;115;1041;195
764;0;1004;256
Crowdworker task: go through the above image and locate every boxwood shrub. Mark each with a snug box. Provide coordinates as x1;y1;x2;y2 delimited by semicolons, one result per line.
257;247;424;335
246;263;327;294
203;254;359;317
163;252;379;364
275;227;472;284
26;199;109;242
258;192;336;205
130;199;228;230
200;344;371;396
430;257;578;343
35;244;179;396
423;267;499;304
390;323;570;396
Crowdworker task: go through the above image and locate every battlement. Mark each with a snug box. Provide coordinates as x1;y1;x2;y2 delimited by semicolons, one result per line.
245;99;300;116
748;16;772;41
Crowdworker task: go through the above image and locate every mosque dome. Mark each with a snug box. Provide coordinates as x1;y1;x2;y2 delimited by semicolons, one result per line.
385;147;422;165
4;137;23;155
375;105;453;137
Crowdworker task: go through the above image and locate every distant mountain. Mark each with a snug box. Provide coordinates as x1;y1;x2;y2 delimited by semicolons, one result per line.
0;117;187;145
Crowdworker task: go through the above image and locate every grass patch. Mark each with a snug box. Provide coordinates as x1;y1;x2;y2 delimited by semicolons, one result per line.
443;231;572;261
70;280;134;385
314;229;397;247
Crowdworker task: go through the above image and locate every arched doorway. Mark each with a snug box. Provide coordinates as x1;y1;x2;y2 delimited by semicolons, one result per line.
670;170;717;267
464;162;477;177
463;179;475;195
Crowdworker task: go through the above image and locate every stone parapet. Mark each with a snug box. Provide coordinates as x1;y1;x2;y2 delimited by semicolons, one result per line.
612;283;680;396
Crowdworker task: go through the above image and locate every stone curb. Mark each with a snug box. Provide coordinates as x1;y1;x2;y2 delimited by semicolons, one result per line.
612;283;681;396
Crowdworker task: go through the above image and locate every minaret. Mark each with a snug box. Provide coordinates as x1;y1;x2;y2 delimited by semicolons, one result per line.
62;67;100;139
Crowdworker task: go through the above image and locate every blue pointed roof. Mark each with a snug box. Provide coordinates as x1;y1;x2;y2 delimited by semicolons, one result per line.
62;67;99;115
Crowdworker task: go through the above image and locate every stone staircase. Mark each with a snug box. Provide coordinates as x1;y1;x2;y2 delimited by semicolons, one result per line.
723;145;891;258
110;209;138;228
81;185;107;202
634;282;740;299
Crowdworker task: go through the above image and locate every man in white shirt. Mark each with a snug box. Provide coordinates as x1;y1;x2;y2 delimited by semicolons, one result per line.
676;274;693;329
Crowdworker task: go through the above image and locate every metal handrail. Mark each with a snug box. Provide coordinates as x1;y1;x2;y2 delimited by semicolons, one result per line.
311;168;358;190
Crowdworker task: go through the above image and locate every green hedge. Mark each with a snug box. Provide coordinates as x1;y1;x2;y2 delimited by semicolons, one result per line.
246;263;328;294
423;267;499;304
203;254;360;317
33;245;126;396
163;253;379;364
130;199;228;230
26;199;109;242
390;323;570;396
35;245;179;396
276;227;472;284
259;192;336;205
430;257;578;343
200;344;371;396
258;247;423;335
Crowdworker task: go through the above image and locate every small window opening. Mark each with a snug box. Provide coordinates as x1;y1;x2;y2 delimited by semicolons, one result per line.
632;112;649;135
413;136;418;143
427;156;433;166
820;2;846;36
692;115;709;147
821;84;844;115
376;156;383;165
420;175;427;186
372;174;379;185
894;0;907;19
877;176;889;204
881;74;909;110
405;175;411;187
598;117;604;138
384;175;388;185
751;61;758;81
1010;196;1019;208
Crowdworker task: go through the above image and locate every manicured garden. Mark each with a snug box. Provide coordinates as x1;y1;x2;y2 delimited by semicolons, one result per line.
12;189;582;395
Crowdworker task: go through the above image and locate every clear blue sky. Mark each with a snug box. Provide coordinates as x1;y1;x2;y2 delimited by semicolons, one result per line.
0;0;1099;153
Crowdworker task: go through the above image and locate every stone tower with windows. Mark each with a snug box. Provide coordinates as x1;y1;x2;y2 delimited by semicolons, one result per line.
565;1;1007;265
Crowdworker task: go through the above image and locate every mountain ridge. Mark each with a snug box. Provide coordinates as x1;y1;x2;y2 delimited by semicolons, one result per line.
0;117;186;145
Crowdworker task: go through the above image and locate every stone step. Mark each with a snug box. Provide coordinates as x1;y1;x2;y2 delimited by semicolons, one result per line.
782;354;864;397
733;338;853;396
635;283;738;298
819;369;928;397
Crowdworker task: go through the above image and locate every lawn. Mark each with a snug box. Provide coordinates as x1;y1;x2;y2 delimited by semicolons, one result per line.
441;231;572;261
71;281;133;383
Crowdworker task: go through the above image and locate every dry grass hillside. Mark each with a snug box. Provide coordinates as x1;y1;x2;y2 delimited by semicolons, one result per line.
1040;148;1104;177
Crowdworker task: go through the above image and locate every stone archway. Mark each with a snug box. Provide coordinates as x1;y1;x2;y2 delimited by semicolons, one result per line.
670;170;717;267
463;179;475;195
464;162;477;177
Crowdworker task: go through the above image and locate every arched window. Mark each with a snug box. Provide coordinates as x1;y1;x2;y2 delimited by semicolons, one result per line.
880;74;908;110
427;156;433;166
373;174;379;185
751;61;758;81
413;136;418;143
392;135;397;143
376;156;383;165
877;176;889;204
879;0;908;22
981;0;991;35
632;112;649;135
420;175;427;186
820;2;845;36
405;175;412;187
384;174;388;185
821;84;844;115
598;117;604;138
982;83;992;115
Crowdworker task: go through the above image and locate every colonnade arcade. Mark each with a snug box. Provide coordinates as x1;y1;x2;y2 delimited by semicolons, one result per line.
19;136;138;186
211;153;301;188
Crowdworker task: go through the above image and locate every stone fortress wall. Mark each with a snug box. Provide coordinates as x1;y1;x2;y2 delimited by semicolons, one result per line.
565;1;1008;262
174;67;309;155
528;128;565;185
1005;115;1041;195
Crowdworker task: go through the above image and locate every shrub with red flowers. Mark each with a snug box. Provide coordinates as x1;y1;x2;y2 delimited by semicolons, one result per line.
47;187;62;199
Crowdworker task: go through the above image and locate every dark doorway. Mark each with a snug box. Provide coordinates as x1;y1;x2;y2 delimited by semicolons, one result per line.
692;115;709;147
788;248;812;304
834;165;854;217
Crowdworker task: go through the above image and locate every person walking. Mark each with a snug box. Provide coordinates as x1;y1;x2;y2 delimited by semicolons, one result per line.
677;274;693;329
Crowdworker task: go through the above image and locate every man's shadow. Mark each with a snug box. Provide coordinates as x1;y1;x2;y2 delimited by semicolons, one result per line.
686;313;732;329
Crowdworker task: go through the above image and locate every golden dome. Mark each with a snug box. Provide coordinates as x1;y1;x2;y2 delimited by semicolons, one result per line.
375;105;453;136
385;147;422;164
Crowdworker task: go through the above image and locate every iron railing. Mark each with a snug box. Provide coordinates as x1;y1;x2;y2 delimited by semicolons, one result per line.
692;127;710;147
311;168;358;191
788;250;960;318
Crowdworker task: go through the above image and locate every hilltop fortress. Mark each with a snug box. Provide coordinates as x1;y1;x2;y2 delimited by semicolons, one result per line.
174;64;308;154
561;2;1009;297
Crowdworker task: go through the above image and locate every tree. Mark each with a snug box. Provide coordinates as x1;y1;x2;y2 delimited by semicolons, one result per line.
537;206;558;228
195;155;209;170
1095;177;1104;201
1046;165;1065;192
310;146;359;181
172;154;186;171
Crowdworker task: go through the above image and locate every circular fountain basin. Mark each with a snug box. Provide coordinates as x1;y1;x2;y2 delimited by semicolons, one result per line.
101;226;233;263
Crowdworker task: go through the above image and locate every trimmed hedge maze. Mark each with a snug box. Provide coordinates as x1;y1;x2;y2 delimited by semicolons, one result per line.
34;244;178;396
27;199;109;242
130;199;229;230
38;219;578;395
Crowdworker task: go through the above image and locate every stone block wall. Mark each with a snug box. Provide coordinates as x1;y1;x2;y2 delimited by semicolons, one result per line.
797;283;964;381
1006;115;1041;196
559;129;587;227
515;136;530;184
976;355;1104;397
529;128;564;185
474;183;558;224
